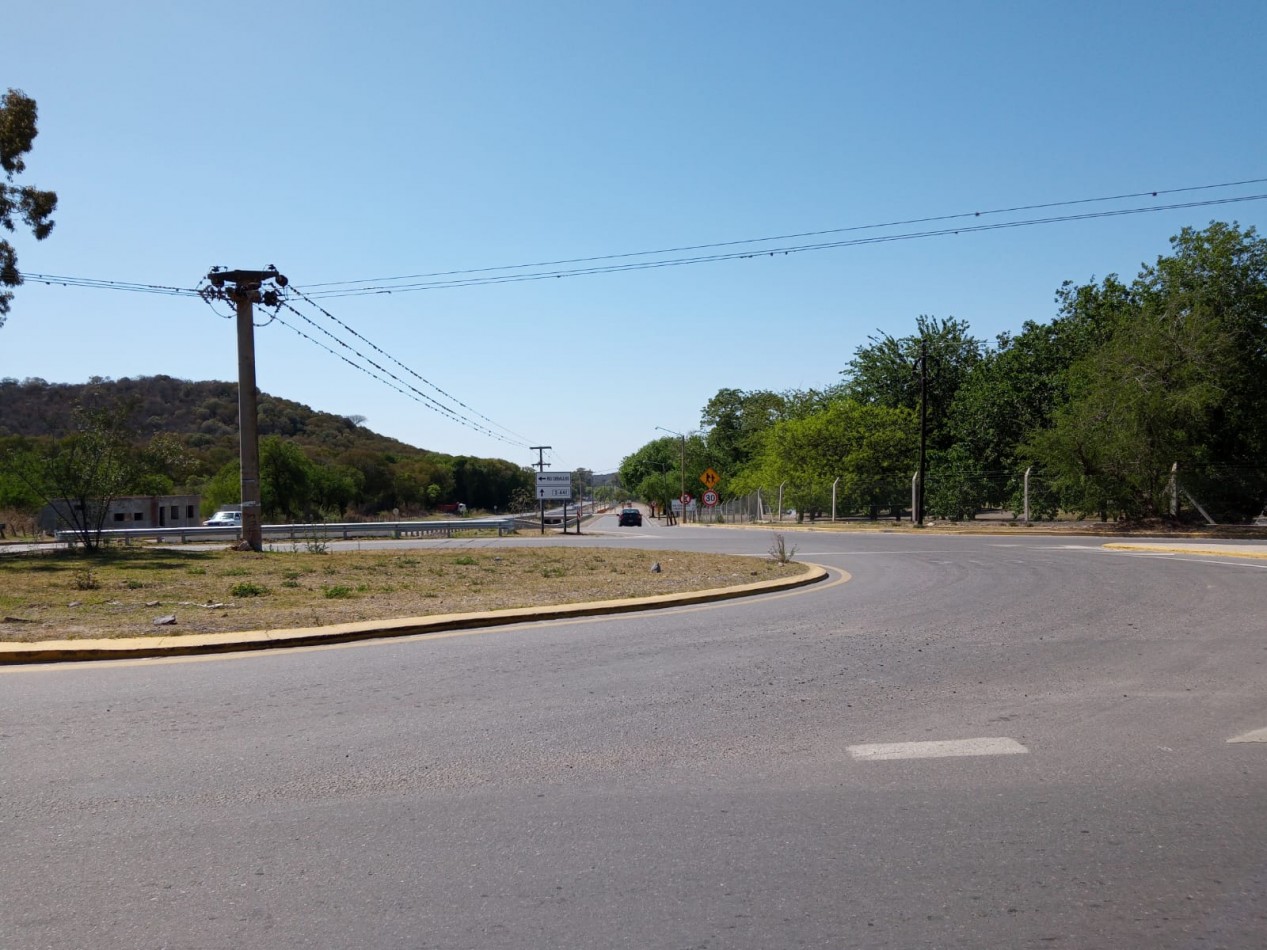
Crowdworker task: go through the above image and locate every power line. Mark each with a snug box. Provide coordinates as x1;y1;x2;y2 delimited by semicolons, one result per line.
298;192;1267;299
276;299;530;448
295;176;1267;295
20;177;1267;304
284;286;532;445
19;274;200;296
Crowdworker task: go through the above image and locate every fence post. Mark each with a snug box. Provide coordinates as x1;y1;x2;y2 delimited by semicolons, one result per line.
1169;462;1179;518
777;482;786;522
911;472;918;524
1024;466;1032;525
832;477;840;522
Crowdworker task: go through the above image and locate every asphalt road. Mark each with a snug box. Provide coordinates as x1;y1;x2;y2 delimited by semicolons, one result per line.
4;518;1267;949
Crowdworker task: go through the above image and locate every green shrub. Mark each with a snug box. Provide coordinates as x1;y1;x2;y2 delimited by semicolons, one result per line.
230;582;267;597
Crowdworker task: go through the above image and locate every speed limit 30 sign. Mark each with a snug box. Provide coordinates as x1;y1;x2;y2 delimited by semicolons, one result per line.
702;490;719;507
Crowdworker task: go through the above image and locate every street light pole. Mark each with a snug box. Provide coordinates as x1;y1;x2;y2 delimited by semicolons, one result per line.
656;426;686;525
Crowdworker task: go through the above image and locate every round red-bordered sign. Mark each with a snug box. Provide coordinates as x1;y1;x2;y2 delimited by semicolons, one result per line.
680;492;693;506
702;490;719;507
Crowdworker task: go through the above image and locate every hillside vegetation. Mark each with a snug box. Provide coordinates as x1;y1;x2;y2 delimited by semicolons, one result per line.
0;376;534;522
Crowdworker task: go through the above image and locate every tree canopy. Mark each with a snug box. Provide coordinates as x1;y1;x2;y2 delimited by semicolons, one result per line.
0;89;58;323
620;222;1267;525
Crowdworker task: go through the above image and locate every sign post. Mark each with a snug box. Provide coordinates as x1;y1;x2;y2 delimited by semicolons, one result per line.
536;472;572;535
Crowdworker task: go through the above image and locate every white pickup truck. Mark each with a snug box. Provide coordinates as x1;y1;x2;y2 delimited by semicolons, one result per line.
203;509;242;527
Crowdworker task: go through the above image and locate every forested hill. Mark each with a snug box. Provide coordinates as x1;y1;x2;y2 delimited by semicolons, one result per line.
0;375;423;458
0;375;537;518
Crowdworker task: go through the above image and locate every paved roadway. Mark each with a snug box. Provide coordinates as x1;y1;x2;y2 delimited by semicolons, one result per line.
4;516;1267;949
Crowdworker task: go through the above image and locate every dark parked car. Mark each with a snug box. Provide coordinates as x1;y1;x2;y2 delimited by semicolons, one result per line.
618;508;642;526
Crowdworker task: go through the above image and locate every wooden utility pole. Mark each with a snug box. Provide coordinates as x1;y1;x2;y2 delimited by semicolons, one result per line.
201;266;288;552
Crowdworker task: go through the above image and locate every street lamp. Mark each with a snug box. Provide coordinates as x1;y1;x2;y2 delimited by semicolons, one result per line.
655;426;686;525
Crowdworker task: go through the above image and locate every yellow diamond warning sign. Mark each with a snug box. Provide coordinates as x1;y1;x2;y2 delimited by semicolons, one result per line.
699;467;721;489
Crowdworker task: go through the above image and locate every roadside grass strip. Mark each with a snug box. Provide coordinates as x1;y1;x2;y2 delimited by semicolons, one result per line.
847;737;1029;761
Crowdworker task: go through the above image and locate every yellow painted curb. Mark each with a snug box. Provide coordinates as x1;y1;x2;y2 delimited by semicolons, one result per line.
1103;543;1267;560
0;563;831;665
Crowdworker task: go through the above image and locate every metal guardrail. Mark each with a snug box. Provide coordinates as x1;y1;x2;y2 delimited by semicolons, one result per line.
55;517;517;545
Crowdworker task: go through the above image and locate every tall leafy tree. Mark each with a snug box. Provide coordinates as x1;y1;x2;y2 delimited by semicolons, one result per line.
8;406;138;550
1024;223;1267;521
699;386;837;485
623;438;714;514
841;315;982;453
0;89;58;323
700;388;790;473
732;399;917;519
261;436;321;522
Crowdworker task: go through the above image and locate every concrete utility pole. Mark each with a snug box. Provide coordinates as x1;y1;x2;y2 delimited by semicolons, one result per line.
201;266;288;552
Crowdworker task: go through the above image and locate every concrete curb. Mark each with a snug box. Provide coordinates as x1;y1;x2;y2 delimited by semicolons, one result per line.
1103;543;1267;560
0;563;831;665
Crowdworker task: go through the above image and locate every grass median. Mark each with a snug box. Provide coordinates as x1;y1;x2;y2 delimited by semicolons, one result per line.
0;545;808;643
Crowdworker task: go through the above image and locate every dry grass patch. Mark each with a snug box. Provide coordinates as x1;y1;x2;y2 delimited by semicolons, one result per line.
0;546;808;642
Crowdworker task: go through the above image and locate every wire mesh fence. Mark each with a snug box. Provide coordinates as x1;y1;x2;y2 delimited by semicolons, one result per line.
694;463;1267;526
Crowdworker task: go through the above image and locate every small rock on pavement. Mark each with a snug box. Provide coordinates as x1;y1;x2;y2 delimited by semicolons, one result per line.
153;614;177;626
650;562;661;573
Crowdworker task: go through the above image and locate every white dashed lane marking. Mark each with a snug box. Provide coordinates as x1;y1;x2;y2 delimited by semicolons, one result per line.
847;737;1029;761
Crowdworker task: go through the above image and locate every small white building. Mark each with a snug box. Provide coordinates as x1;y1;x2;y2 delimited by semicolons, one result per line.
39;493;203;534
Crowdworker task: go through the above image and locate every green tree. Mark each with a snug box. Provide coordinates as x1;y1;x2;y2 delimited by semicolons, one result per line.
841;315;983;454
701;388;839;467
733;400;917;519
619;437;681;507
1024;223;1267;522
9;406;137;550
261;436;319;522
0;435;42;509
571;467;593;501
1;89;58;323
200;460;241;517
619;434;715;511
1134;222;1267;520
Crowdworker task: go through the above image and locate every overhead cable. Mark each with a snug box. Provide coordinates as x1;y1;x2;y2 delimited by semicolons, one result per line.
284;286;532;445
296;177;1267;296
277;299;529;447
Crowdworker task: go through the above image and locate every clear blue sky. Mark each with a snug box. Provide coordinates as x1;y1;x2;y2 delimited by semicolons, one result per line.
5;1;1265;475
